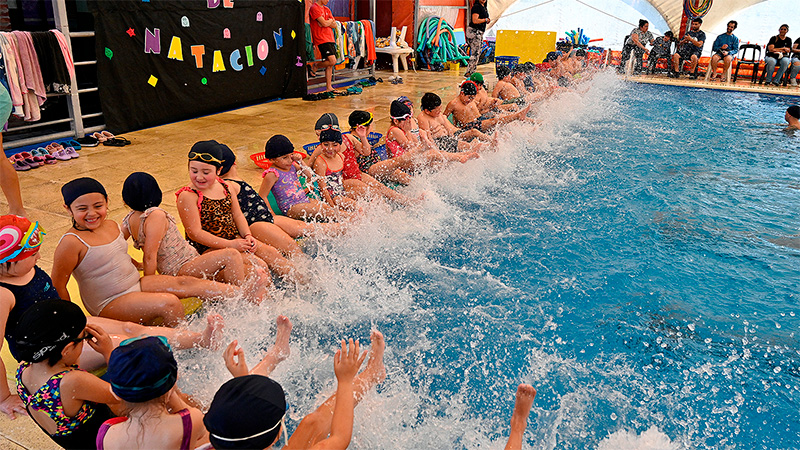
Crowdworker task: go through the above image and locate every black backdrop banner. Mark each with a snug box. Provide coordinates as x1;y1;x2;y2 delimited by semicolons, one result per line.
90;0;306;133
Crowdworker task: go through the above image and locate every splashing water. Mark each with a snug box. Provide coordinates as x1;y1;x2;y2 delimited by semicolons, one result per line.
178;72;800;449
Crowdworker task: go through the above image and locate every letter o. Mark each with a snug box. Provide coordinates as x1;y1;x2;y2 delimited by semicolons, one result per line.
257;39;269;60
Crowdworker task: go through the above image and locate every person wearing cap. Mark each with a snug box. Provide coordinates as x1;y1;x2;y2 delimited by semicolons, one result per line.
206;330;386;450
121;172;271;301
13;300;119;450
52;177;240;326
259;134;352;222
312;127;360;211
469;73;503;115
97;336;208;449
218;143;336;242
176;141;302;285
444;81;531;132
785;105;800;130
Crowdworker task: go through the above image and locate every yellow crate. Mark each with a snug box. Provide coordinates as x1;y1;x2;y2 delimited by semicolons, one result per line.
445;61;461;72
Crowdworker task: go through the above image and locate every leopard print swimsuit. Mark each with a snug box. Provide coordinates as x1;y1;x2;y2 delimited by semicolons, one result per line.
178;180;240;254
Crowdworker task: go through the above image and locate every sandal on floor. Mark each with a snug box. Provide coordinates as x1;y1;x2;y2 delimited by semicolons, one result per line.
101;131;115;140
91;132;108;143
52;149;72;161
32;147;57;164
65;139;82;150
65;147;80;158
10;155;31;171
103;137;131;146
77;135;99;147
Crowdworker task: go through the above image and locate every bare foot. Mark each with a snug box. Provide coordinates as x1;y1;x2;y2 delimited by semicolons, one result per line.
200;313;225;349
360;329;386;385
266;315;293;363
512;384;536;419
457;151;480;163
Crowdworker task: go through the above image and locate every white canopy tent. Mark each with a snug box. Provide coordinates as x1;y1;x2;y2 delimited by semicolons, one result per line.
487;0;767;34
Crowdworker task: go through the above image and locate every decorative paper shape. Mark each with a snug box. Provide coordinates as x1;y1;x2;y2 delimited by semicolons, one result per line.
167;36;183;61
126;28;136;37
201;77;208;85
244;45;254;66
223;0;234;7
230;49;243;71
257;39;268;60
105;47;113;59
181;16;190;27
207;0;220;7
212;50;226;72
256;12;263;22
259;66;266;75
223;28;231;39
144;28;161;54
273;28;283;50
291;30;296;39
148;75;158;86
295;56;303;66
191;45;205;68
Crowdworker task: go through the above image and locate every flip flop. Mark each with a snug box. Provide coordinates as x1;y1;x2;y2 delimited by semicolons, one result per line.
65;139;82;150
65;147;80;158
91;132;108;143
52;149;72;161
103;138;130;147
77;136;99;147
100;131;115;140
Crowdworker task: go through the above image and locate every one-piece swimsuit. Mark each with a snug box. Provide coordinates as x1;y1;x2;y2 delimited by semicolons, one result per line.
96;408;192;450
16;362;114;450
122;207;199;276
322;154;346;197
1;265;58;360
226;178;274;224
263;165;310;214
340;136;362;180
386;126;406;158
177;181;240;254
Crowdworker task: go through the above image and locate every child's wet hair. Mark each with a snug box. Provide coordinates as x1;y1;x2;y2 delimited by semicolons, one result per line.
421;93;441;111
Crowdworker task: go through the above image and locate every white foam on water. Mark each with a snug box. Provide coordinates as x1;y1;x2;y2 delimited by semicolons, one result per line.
597;426;679;450
172;70;693;449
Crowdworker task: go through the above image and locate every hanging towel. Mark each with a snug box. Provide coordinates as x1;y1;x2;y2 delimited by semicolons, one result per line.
0;34;23;117
361;20;376;63
50;30;75;81
12;31;46;106
31;31;70;93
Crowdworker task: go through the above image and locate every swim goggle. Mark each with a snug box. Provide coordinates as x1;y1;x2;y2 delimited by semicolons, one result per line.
391;112;411;120
318;124;340;131
188;151;223;164
0;221;45;264
353;112;373;128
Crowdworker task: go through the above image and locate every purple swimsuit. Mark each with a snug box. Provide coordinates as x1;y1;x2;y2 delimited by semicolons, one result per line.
263;166;310;214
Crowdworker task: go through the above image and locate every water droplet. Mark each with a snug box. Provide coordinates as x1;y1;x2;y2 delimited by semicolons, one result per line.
610;413;617;420
774;367;782;374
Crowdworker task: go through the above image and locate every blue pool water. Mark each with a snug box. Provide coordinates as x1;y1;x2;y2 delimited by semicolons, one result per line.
181;74;800;449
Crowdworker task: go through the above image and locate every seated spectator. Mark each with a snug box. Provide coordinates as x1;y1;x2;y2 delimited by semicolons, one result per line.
764;24;792;86
788;35;800;86
620;19;654;74
671;18;705;78
647;31;673;74
709;21;739;81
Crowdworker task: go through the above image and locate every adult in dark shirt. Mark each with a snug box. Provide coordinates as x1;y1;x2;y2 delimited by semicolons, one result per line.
465;0;489;78
647;31;673;74
764;24;792;85
671;18;705;78
619;19;654;75
787;36;800;86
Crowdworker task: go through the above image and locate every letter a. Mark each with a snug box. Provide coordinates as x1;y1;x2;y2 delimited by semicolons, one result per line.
212;50;226;72
167;36;183;61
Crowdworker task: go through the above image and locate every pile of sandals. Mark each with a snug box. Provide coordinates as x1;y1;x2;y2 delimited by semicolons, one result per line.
302;77;383;101
77;131;131;147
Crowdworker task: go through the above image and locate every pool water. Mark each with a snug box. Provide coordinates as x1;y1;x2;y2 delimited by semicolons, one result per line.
179;73;800;449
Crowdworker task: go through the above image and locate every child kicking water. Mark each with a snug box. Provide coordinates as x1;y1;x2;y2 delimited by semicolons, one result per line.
97;336;208;449
52;177;239;326
176;141;302;283
312;127;360;211
0;214;223;420
122;172;270;300
204;330;386;450
504;384;536;450
259;134;352;222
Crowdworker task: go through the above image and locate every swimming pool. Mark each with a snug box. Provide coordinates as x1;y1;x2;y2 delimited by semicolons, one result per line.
179;73;800;449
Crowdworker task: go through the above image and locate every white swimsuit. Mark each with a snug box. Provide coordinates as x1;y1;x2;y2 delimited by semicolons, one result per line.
59;229;141;315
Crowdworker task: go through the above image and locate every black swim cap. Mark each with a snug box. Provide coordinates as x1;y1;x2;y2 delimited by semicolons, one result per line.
122;172;162;212
390;100;411;120
15;299;86;364
219;143;236;175
61;177;107;207
189;140;225;168
788;105;800;119
320;128;343;144
421;93;442;111
205;375;287;450
108;336;177;403
348;110;373;128
264;135;294;159
460;81;478;96
314;113;339;131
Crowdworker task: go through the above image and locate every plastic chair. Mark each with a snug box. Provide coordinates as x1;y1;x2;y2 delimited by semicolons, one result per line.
647;40;676;75
704;49;733;83
732;44;761;83
375;26;414;73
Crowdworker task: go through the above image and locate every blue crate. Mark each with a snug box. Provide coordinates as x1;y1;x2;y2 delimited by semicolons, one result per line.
495;55;520;68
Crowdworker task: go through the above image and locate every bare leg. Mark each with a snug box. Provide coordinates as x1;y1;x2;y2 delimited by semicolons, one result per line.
287;330;386;449
504;384;536;450
251;241;303;283
354;174;416;206
272;214;338;238
140;274;239;301
250;220;303;256
286;200;352;223
368;158;415;185
178;248;246;286
250;315;293;377
86;314;223;350
98;291;185;326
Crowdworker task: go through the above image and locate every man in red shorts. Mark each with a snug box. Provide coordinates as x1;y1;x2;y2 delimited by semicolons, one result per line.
309;0;339;93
